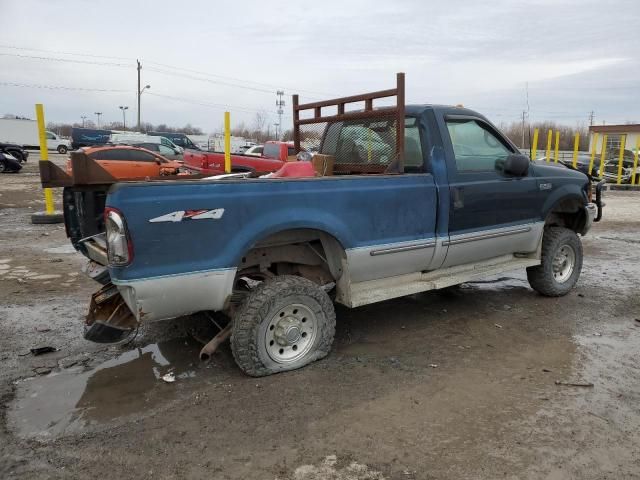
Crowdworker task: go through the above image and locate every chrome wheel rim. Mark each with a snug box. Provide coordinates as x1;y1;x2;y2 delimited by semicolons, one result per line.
265;303;317;364
552;244;576;283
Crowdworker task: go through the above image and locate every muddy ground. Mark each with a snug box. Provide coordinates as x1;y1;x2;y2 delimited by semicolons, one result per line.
1;155;639;479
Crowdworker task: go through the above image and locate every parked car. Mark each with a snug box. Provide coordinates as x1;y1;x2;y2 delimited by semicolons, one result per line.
0;118;71;153
0;142;29;163
0;151;22;173
66;145;182;179
60;100;603;377
71;127;113;150
132;142;183;160
109;133;183;154
149;132;201;150
243;145;264;157
183;141;301;175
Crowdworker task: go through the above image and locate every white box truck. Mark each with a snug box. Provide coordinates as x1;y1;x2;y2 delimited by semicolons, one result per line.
0;118;71;154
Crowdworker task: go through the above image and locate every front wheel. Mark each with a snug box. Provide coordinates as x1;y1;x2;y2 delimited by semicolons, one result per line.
57;145;68;154
527;227;583;297
231;275;336;377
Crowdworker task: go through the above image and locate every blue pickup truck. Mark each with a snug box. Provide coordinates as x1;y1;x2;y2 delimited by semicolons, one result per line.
65;102;603;377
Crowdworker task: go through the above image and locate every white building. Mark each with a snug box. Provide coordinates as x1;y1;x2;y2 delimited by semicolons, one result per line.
588;124;640;153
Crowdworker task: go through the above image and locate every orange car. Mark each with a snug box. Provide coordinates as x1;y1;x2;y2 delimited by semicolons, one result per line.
66;145;183;179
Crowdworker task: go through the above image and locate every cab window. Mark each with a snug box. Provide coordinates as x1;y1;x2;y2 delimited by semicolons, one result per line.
46;132;55;140
446;119;511;172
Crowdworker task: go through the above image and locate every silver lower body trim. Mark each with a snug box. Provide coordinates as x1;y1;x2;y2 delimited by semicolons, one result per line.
114;268;237;322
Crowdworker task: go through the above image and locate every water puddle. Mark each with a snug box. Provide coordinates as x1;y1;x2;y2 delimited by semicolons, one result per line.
9;337;201;439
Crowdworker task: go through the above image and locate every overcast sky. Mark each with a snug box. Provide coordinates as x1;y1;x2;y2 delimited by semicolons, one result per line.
1;0;638;133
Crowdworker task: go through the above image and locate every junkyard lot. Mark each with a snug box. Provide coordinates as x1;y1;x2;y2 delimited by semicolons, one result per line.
1;157;639;479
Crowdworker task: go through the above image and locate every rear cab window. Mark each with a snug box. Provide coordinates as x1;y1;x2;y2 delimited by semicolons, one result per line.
263;143;281;159
320;116;424;173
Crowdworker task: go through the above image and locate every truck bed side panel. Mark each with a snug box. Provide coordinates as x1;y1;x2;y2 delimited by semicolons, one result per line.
107;175;438;282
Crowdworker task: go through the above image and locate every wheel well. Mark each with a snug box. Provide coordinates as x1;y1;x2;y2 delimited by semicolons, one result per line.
545;197;586;233
237;229;346;286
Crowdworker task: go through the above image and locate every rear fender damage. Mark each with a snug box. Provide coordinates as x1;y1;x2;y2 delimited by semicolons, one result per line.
84;283;137;343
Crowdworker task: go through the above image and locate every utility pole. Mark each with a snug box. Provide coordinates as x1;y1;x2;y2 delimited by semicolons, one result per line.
94;112;102;129
136;60;150;131
80;115;87;128
276;90;285;140
119;106;129;130
588;110;595;126
521;111;526;148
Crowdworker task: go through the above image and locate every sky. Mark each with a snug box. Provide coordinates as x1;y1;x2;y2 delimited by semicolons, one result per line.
0;0;638;134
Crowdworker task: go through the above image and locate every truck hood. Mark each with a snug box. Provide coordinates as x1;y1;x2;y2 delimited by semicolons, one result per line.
531;160;588;181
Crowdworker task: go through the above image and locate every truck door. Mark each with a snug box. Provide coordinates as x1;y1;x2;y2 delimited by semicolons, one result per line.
45;131;57;150
441;116;543;268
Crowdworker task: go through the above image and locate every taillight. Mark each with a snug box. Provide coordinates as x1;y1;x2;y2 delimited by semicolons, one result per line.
105;207;133;266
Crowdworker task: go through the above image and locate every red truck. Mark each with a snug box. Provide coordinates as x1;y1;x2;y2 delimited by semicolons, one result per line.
183;141;297;175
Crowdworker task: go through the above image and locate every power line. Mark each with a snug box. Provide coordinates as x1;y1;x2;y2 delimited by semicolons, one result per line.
0;45;334;98
0;52;133;67
145;66;277;94
0;81;129;93
145;60;337;98
0;44;133;61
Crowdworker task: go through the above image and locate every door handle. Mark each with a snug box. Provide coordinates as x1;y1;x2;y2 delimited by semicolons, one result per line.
452;187;464;209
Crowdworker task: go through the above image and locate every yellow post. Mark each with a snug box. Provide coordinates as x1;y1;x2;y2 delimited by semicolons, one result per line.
545;129;552;162
572;132;580;168
531;128;539;161
632;137;639;186
224;111;231;174
553;131;560;163
598;134;608;178
588;132;599;176
35;104;55;214
616;136;626;185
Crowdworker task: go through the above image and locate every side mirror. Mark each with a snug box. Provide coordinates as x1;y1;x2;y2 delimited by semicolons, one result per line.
296;151;313;162
501;153;529;177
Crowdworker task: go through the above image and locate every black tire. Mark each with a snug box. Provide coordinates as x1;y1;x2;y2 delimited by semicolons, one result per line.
231;275;336;377
527;227;583;297
5;149;25;163
57;145;68;154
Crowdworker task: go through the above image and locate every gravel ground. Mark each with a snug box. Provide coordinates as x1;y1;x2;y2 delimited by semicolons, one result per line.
1;155;639;479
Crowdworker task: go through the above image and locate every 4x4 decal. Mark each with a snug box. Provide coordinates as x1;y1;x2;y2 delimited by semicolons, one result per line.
149;209;224;223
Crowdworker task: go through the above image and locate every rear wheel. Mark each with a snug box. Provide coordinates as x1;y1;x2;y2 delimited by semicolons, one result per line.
57;145;68;154
527;227;583;296
231;275;336;377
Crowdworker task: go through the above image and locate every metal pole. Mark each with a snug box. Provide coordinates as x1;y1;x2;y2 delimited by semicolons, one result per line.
616;136;626;185
588;132;599;176
224;112;231;173
531;128;539;161
292;94;300;153
545;129;552;162
35;104;55;214
395;72;405;173
95;112;102;128
632;136;639;185
137;59;141;131
598;134;608;178
553;131;560;164
572;132;580;168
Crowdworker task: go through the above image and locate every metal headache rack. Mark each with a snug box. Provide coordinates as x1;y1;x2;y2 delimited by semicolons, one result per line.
293;72;406;175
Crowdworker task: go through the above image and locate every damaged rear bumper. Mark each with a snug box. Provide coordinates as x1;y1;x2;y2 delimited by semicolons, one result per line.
84;268;237;343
